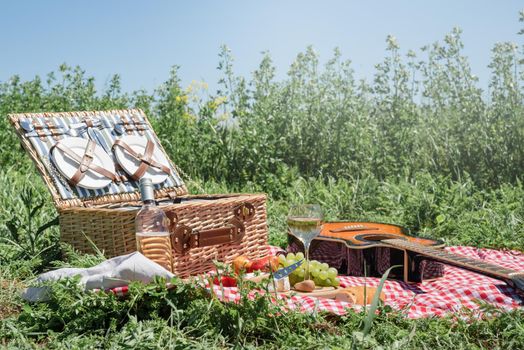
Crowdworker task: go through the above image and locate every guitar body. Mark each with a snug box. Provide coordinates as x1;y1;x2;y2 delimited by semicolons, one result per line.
288;221;524;292
288;221;445;283
318;221;444;249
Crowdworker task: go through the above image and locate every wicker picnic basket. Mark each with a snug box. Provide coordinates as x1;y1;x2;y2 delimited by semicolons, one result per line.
8;109;268;277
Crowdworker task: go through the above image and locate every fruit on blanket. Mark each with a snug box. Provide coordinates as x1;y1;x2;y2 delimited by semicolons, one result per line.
278;254;340;288
232;255;279;274
249;256;279;272
232;255;251;274
334;290;358;304
294;279;316;292
213;275;237;287
341;286;385;305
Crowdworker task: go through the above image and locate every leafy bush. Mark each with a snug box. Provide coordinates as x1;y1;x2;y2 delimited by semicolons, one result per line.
2;25;524;194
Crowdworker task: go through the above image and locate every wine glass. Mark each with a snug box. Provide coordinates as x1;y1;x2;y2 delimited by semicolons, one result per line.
287;204;322;281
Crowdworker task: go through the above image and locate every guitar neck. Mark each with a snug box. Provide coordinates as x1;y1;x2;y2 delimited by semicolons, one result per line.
383;239;517;282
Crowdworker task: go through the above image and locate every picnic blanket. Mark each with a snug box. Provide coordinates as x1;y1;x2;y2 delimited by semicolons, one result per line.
106;245;524;318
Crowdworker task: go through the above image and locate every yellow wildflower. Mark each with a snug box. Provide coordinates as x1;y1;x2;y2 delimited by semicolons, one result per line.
213;96;227;107
175;95;188;103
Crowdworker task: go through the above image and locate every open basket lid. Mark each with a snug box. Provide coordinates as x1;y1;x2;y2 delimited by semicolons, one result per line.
8;109;188;209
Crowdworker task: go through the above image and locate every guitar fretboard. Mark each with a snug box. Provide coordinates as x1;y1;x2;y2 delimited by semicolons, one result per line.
384;239;516;280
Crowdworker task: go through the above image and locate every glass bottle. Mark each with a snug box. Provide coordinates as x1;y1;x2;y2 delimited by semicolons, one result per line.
135;177;173;272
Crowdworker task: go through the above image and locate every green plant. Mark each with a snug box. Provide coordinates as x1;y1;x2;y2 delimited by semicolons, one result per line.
362;265;401;337
1;187;59;263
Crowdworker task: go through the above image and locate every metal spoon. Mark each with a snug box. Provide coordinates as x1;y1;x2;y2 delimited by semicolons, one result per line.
114;123;125;135
20;118;35;132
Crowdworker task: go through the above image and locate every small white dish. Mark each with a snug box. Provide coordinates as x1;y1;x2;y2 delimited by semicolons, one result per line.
51;137;115;190
113;135;170;184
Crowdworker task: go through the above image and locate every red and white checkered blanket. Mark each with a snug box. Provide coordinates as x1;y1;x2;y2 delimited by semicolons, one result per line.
110;245;524;319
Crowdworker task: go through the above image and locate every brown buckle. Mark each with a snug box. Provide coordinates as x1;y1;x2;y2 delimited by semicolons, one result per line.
79;146;94;172
171;224;192;254
234;203;255;221
165;211;178;230
137;153;153;165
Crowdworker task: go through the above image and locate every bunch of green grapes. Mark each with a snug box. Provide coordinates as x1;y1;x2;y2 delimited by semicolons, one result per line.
278;252;340;288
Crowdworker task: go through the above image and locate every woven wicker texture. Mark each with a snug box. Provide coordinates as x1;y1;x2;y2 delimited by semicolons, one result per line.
170;194;268;276
59;194;268;277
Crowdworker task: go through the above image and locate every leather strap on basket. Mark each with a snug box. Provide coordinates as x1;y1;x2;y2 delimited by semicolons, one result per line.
171;218;245;255
112;139;171;181
44;118;60;140
51;140;117;186
170;203;255;255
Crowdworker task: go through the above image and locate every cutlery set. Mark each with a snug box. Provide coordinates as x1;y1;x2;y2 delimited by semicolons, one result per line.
20;117;145;138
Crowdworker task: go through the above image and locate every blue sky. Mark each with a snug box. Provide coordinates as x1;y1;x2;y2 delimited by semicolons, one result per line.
1;1;523;94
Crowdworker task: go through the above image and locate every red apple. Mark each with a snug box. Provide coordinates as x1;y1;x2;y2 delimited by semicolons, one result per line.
247;256;279;273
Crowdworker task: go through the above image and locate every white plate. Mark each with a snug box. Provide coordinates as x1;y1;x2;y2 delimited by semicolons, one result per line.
113;135;170;184
51;137;115;190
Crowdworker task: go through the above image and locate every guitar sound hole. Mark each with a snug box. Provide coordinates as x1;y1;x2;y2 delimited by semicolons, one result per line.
358;234;404;242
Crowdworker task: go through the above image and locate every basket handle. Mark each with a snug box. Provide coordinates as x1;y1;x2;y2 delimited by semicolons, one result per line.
171;218;245;254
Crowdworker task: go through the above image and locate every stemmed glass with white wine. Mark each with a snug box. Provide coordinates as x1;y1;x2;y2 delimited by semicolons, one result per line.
287;204;322;281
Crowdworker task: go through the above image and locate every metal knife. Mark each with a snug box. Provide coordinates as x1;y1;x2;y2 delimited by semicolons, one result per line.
273;259;303;280
24;130;53;138
90;127;110;154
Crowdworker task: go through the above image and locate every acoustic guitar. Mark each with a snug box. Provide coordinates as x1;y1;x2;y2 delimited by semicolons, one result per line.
302;222;524;292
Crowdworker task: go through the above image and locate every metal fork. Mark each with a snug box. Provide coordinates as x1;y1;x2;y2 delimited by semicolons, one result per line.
24;125;89;138
22;119;111;138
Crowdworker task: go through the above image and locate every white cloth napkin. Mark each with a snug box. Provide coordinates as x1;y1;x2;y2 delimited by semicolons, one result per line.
22;252;175;302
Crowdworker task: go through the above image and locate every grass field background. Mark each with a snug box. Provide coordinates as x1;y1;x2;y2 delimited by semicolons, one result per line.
1;21;524;348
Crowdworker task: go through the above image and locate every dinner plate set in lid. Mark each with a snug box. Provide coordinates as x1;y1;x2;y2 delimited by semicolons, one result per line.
51;135;171;189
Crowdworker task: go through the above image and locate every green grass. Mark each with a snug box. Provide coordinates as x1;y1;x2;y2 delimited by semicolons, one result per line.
1;267;523;349
2;14;524;348
0;170;523;349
